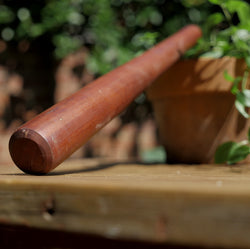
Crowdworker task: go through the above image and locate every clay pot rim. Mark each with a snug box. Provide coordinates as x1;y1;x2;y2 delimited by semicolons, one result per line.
147;56;248;100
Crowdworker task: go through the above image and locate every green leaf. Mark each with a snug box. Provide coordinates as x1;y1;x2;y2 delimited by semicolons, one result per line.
224;70;234;82
243;90;250;105
236;90;250;107
205;13;224;30
228;144;250;164
246;56;250;69
140;146;166;163
231;77;242;94
200;49;223;58
208;0;224;4
233;29;250;42
235;99;250;118
215;141;236;164
215;141;250;164
225;1;250;26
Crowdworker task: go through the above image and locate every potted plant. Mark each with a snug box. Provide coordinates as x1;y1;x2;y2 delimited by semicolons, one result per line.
147;0;250;164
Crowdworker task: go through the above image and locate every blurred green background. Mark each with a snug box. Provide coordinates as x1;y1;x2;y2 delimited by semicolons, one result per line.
0;0;214;72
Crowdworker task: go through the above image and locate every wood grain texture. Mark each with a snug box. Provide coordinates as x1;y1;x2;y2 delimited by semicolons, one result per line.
9;25;202;174
1;159;250;248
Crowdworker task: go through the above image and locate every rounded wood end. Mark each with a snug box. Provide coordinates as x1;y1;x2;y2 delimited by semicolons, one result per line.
9;128;53;175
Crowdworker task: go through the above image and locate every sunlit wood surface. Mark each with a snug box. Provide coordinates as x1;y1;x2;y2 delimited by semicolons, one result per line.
1;159;250;248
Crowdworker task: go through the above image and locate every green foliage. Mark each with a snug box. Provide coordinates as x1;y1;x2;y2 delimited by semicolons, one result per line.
224;70;250;118
0;5;14;24
195;0;250;164
215;70;250;164
214;140;250;164
0;0;211;74
140;146;166;163
186;0;250;59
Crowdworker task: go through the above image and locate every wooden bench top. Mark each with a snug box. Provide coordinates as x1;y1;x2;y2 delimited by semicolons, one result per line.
1;159;250;248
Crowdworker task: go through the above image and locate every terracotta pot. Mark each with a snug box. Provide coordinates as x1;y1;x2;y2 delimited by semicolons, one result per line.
147;57;250;164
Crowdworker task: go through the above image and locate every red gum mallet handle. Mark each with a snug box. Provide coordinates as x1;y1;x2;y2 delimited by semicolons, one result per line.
9;25;202;174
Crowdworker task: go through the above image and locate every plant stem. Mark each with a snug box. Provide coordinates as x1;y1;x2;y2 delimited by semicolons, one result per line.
242;69;249;90
220;3;232;26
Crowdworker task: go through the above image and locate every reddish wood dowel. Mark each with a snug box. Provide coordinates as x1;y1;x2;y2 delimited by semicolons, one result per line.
9;25;202;174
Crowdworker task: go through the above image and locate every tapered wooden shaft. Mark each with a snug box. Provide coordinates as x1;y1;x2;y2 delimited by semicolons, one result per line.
9;25;202;174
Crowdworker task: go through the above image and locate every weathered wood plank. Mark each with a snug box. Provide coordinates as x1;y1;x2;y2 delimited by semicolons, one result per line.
1;159;250;248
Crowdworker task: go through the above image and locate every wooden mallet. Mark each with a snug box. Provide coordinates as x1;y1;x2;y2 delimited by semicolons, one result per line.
9;25;202;174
